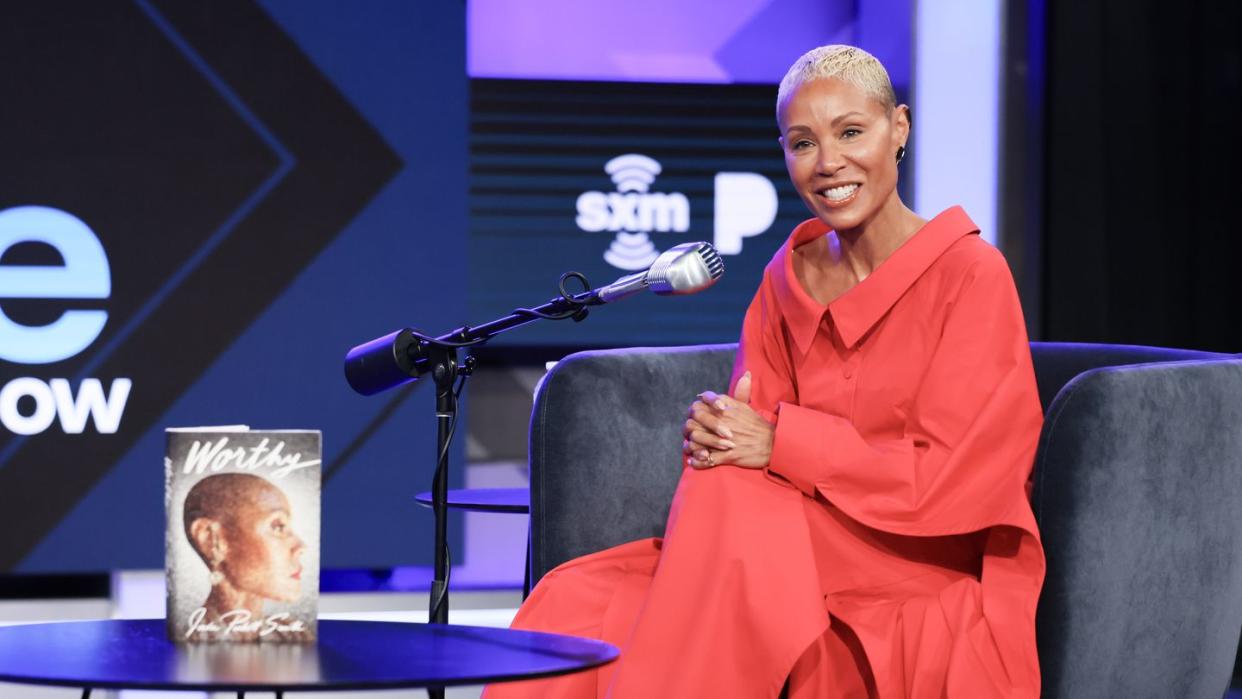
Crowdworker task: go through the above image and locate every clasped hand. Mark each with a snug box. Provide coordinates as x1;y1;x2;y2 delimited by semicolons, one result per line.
682;371;775;469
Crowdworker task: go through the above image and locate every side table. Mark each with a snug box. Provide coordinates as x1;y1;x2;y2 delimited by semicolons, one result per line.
0;618;617;697
415;487;532;596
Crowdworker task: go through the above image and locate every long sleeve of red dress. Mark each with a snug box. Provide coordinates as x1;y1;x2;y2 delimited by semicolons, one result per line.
758;257;1039;534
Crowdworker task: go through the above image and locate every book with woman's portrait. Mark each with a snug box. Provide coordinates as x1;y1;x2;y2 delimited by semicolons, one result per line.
165;427;321;643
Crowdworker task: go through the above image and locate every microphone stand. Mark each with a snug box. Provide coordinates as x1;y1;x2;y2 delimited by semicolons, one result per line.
348;243;722;699
347;243;724;698
409;279;600;618
414;281;599;699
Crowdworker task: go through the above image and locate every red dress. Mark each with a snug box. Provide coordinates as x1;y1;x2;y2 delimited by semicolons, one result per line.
485;207;1045;698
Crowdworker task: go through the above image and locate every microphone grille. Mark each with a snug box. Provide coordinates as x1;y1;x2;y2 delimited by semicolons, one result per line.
649;241;725;295
695;242;725;280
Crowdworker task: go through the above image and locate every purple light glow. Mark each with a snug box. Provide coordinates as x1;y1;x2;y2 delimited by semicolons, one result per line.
468;0;855;84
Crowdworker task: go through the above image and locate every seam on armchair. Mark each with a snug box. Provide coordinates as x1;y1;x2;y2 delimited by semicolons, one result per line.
533;363;554;578
1032;371;1090;515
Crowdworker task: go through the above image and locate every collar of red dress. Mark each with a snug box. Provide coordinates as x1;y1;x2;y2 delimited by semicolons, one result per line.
771;206;980;354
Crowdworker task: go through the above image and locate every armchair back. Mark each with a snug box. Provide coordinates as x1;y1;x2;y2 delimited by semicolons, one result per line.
528;341;1242;698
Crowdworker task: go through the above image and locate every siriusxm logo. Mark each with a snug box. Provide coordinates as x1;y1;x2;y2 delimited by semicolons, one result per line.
575;155;688;269
575;154;778;270
0;206;131;435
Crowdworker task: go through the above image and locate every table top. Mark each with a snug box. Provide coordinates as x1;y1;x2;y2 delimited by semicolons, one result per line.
0;619;617;691
415;487;530;513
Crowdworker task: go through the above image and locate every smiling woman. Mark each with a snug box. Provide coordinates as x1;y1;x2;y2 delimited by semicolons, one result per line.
774;47;924;305
486;45;1044;699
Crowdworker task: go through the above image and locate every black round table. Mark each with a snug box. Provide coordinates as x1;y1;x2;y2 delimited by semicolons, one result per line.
0;619;617;696
415;487;533;596
414;487;530;513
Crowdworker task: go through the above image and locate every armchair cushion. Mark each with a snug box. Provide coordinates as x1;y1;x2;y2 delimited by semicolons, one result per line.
528;344;736;582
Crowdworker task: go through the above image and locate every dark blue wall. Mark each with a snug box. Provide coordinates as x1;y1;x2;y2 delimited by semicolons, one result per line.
0;0;467;572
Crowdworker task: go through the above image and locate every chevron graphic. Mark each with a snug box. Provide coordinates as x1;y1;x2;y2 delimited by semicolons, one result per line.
0;0;402;570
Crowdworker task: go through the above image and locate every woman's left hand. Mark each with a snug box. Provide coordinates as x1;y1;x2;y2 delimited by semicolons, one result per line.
683;372;774;469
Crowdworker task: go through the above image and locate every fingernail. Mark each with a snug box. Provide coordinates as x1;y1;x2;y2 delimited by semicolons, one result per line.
718;425;734;439
715;400;727;410
720;440;736;449
695;450;707;460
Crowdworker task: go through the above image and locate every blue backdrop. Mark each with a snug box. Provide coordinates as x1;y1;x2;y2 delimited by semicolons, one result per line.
0;0;467;572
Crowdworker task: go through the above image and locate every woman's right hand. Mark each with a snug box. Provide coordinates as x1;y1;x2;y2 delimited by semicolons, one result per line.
682;411;736;466
682;372;772;469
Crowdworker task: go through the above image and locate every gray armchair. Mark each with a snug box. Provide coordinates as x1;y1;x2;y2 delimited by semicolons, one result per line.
527;342;1242;698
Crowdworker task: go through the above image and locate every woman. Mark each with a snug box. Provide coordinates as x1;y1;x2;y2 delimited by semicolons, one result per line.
182;472;307;641
489;45;1044;698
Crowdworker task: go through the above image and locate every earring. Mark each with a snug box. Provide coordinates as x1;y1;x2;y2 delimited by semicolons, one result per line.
209;557;224;585
896;146;907;164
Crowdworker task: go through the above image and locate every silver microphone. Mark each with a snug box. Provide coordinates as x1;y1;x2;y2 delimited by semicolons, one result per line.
595;242;725;303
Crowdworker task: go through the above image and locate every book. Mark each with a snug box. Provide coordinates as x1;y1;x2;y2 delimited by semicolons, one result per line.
165;427;321;643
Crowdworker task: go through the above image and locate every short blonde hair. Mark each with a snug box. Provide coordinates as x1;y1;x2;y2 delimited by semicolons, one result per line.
777;45;896;122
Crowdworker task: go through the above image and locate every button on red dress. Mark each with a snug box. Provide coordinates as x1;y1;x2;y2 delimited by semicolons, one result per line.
485;207;1045;698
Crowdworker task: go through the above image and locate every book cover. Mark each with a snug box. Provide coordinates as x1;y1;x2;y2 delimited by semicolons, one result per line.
165;427;321;643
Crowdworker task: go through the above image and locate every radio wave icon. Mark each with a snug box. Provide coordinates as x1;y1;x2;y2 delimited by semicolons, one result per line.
598;154;664;270
604;231;659;270
605;154;662;193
